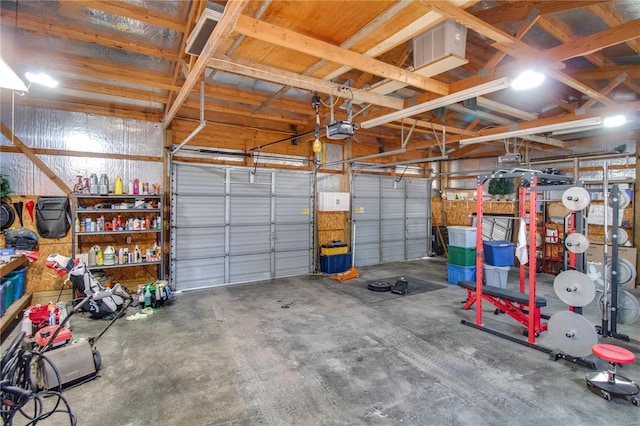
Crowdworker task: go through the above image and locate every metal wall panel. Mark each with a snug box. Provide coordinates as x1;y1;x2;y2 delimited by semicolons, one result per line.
172;163;312;290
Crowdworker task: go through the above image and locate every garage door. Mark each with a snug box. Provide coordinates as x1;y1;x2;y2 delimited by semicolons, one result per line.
352;174;431;266
171;163;313;290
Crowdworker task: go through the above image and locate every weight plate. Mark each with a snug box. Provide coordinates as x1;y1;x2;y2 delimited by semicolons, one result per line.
607;228;628;245
606;258;636;285
565;233;590;254
562;187;590;211
599;290;640;325
548;311;598;358
367;281;392;292
553;270;596;307
608;190;630;210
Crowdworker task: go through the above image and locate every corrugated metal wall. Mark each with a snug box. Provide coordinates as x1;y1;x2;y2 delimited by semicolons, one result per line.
171;163;312;290
352;174;431;266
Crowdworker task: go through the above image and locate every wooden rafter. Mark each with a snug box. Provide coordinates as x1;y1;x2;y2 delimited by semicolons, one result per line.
76;1;186;32
0;123;72;195
233;15;450;96
0;9;179;62
474;1;607;25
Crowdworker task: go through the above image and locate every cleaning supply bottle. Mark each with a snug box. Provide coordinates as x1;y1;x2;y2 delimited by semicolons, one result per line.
88;246;97;266
89;173;98;194
104;245;115;266
128;180;134;195
56;302;69;328
99;174;109;195
114;176;123;195
134;244;141;263
21;309;33;338
137;285;145;307
48;302;56;326
144;285;151;308
95;245;104;266
133;179;140;195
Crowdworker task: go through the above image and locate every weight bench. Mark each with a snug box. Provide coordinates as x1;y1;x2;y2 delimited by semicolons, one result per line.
458;280;548;335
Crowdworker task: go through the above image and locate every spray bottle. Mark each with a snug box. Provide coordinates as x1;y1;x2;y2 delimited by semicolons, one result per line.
21;309;33;338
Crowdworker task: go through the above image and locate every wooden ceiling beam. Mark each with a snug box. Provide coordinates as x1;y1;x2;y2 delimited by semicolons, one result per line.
76;1;186;33
182;99;310;126
589;3;640;57
209;54;404;110
0;123;73;195
57;78;168;104
484;9;540;69
474;1;607;25
0;9;179;62
543;18;640;63
233;14;450;96
164;0;249;128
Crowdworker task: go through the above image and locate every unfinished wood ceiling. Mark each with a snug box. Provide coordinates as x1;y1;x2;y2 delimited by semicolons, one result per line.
1;0;639;164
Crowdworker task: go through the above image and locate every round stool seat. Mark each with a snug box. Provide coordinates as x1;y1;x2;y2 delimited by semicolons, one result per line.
592;343;635;364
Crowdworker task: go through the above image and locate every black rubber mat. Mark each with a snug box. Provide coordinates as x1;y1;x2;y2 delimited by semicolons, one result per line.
335;276;446;304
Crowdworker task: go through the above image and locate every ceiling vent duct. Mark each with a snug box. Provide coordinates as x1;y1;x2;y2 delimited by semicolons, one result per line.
412;19;467;68
186;3;226;56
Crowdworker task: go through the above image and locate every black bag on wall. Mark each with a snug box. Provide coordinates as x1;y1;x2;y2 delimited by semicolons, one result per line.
35;197;71;238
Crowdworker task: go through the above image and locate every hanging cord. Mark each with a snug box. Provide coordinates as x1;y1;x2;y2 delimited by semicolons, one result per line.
394;165;410;183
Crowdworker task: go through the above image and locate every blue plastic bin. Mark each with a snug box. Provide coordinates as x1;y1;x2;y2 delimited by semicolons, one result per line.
483;241;514;266
320;253;352;274
447;264;476;285
3;279;13;310
4;265;27;301
0;282;6;316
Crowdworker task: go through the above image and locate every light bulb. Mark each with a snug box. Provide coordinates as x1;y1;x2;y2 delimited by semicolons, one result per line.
312;138;321;153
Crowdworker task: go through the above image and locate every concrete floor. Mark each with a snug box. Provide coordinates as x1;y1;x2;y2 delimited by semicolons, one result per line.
4;256;640;425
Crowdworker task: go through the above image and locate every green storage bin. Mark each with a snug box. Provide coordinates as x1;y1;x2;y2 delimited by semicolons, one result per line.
447;245;476;267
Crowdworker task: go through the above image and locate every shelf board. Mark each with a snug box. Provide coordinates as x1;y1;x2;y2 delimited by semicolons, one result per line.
76;229;161;235
0;293;32;334
76;208;160;213
0;255;28;276
73;194;161;198
88;261;161;270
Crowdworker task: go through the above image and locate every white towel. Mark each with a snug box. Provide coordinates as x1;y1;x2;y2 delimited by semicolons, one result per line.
516;219;528;265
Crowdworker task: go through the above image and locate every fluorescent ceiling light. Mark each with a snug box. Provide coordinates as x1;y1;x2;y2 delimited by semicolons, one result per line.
25;71;58;88
360;77;511;129
603;115;626;128
511;70;545;91
0;57;28;91
459;117;603;145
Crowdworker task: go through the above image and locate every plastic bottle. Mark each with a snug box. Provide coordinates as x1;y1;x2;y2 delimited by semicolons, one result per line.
104;245;115;266
88;246;97;266
114;176;123;195
75;216;80;232
89;173;98;194
56;302;69;329
48;302;56;326
144;286;151;308
128;180;134;195
133;179;140;195
21;309;33;338
95;246;104;266
99;174;109;195
145;215;150;230
138;287;145;307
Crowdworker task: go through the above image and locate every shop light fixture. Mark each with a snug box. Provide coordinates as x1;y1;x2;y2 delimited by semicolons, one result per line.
603;115;626;128
0;57;28;92
25;71;58;88
511;70;545;91
459;117;603;146
360;77;511;129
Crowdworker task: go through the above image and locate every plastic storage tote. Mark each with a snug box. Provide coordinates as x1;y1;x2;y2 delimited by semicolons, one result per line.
447;245;476;266
320;253;351;274
320;241;349;255
447;226;477;248
4;265;27;301
447;264;476;285
483;263;510;289
483;241;514;266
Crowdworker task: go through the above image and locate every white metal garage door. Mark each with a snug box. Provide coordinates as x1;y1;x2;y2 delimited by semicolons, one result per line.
171;163;313;290
352;174;431;266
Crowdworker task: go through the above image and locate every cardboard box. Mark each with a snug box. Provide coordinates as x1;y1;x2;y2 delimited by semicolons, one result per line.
586;244;637;288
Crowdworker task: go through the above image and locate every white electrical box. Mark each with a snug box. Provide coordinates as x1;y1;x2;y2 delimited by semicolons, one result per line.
412;19;467;68
318;192;350;211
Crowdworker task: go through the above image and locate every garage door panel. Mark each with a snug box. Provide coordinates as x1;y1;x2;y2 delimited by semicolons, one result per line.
175;257;226;290
229;170;271;196
353;175;380;197
175;195;225;227
407;239;427;259
275;224;310;251
381;201;405;219
230;225;271;255
381;179;405;198
352;198;379;220
275;198;311;224
230;197;271;225
275;250;311;277
355;243;380;266
407;218;428;238
230;253;271;283
382;241;405;262
275;172;312;197
175;165;226;195
406;179;429;196
406;199;427;217
175;227;225;259
381;220;405;241
354;221;379;243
